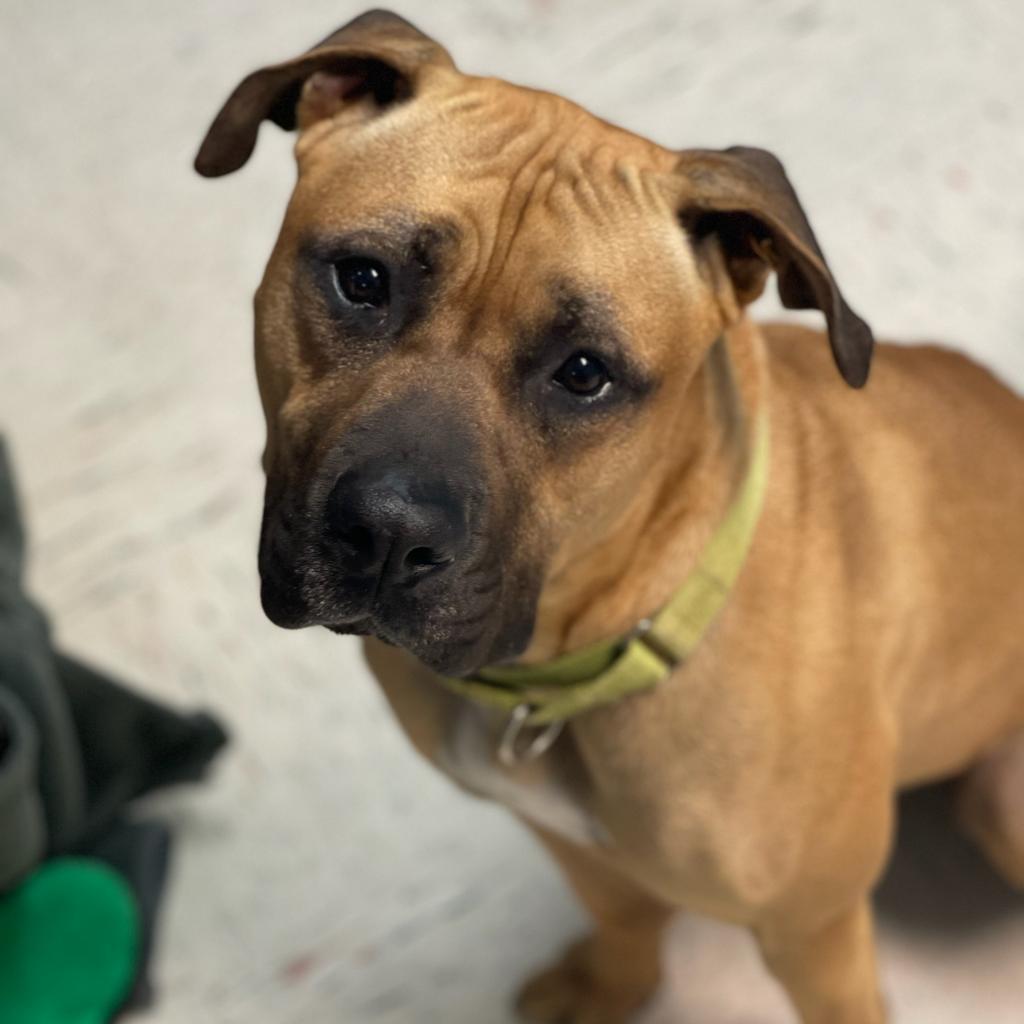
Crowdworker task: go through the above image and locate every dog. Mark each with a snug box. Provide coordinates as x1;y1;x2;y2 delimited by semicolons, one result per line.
195;11;1024;1022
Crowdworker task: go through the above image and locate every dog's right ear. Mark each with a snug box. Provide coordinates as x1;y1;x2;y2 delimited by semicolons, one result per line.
194;10;454;178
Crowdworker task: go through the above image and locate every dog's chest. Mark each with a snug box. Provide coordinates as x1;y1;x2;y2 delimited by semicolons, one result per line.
437;705;608;847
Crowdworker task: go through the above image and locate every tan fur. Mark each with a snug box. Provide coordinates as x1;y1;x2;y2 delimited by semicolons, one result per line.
369;322;1024;1024
198;13;1024;1022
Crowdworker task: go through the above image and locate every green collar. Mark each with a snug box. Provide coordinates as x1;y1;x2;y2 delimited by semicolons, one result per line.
435;416;770;728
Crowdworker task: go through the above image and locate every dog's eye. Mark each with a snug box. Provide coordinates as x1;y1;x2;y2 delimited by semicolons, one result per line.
553;352;611;397
333;258;389;308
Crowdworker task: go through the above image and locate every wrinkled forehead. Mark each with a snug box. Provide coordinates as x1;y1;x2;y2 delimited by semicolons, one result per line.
283;77;695;334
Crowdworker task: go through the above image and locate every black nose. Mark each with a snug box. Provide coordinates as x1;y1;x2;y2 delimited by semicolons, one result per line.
324;467;467;586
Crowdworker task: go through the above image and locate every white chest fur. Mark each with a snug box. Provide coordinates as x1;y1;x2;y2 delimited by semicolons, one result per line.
437;703;609;848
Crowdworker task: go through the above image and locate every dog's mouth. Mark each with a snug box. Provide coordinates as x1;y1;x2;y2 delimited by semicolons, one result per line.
260;530;512;675
320;587;505;676
324;617;374;637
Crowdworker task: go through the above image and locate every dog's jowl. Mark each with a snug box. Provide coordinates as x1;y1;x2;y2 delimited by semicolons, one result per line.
197;11;1024;1023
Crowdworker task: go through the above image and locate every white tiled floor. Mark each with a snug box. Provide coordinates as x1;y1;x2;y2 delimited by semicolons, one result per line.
2;1;1023;1021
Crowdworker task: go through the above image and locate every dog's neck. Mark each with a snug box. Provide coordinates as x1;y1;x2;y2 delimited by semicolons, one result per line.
519;316;768;664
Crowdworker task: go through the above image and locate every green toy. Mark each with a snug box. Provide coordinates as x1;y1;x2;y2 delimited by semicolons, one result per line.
0;859;139;1024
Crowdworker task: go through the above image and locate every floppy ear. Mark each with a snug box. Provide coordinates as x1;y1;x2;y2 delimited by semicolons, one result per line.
676;146;873;388
194;9;454;178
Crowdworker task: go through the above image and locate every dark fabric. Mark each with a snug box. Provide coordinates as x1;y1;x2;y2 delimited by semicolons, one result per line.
0;434;228;873
0;440;87;856
85;819;173;1015
59;653;228;848
0;689;46;890
0;434;229;1019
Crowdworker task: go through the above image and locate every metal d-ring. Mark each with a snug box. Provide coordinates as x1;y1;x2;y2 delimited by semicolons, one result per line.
497;704;564;767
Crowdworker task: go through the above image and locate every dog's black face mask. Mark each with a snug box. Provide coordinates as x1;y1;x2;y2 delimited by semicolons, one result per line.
258;389;544;677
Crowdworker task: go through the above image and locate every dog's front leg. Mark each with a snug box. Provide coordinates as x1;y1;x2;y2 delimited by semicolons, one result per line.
755;898;886;1024
516;823;673;1024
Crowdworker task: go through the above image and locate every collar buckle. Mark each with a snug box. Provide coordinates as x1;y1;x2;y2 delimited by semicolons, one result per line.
625;616;680;670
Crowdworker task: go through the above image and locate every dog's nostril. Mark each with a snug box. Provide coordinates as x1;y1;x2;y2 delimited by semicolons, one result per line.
404;546;450;571
336;523;375;559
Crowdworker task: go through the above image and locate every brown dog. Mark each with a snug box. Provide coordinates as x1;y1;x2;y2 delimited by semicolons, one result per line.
196;11;1024;1023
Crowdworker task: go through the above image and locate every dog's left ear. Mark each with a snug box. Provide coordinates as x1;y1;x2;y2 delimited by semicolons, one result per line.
195;10;454;178
675;146;873;388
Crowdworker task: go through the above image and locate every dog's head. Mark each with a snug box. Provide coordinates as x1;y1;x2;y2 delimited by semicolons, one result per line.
196;10;872;676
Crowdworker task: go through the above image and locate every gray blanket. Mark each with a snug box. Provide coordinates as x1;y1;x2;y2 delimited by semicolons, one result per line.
0;435;227;889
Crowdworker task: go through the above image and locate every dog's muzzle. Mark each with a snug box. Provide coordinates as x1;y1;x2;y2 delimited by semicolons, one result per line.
260;456;474;629
256;395;524;674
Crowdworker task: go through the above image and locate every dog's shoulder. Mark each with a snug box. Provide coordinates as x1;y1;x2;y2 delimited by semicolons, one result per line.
761;320;1022;418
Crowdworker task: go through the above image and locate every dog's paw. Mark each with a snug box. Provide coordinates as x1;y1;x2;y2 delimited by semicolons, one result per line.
515;937;653;1024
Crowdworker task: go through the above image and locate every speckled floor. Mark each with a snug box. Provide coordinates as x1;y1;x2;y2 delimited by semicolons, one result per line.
2;1;1023;1021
